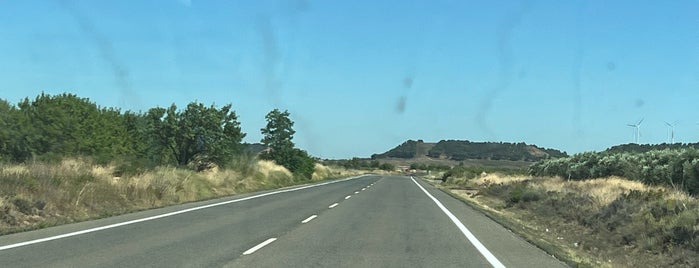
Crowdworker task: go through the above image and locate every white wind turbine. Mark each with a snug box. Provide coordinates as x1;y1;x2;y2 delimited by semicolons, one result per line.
627;118;644;144
664;121;678;144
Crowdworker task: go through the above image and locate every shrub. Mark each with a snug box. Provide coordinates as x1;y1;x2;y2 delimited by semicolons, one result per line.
530;148;699;195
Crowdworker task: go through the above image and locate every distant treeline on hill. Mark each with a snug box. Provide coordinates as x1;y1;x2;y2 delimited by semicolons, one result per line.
371;139;567;161
604;143;699;154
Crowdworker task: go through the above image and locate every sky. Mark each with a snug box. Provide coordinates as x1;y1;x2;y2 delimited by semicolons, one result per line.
1;0;698;159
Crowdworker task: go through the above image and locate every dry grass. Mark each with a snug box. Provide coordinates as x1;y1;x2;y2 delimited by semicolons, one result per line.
555;176;686;208
470;173;693;209
312;163;332;181
472;172;530;185
0;159;357;235
444;173;699;267
256;160;292;178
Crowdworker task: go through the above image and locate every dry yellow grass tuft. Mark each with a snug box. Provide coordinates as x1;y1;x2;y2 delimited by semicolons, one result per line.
256;160;292;178
312;163;332;181
472;172;530;185
1;165;29;177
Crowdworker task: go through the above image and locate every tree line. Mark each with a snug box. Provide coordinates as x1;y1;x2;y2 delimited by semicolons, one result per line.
322;158;395;171
427;140;567;161
0;93;315;178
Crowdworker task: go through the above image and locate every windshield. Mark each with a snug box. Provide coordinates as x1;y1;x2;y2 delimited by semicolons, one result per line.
1;1;698;267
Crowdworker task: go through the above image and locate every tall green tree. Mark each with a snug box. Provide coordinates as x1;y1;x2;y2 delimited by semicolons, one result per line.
260;109;314;179
261;109;295;153
150;102;245;168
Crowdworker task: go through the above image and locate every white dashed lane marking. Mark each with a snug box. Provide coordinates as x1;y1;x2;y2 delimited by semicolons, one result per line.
301;215;317;224
243;238;277;255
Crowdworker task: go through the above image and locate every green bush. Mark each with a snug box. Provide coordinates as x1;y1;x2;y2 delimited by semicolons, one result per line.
379;163;395;171
506;184;544;207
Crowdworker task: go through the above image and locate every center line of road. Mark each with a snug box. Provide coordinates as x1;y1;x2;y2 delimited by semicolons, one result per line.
243;238;277;255
410;177;506;268
328;203;339;208
301;215;318;223
345;195;351;200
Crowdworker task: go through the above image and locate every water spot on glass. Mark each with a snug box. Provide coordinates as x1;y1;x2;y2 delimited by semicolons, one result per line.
396;96;407;114
635;99;645;108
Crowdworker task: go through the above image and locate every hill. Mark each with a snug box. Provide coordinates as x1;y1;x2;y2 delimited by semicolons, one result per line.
372;139;567;162
370;140;435;159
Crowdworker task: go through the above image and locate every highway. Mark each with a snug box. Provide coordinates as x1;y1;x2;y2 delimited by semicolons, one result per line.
0;175;567;267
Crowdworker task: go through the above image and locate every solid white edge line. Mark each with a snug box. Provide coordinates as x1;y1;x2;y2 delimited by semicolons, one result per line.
345;195;351;200
242;238;277;255
301;215;318;224
328;203;339;208
410;176;506;268
0;174;371;251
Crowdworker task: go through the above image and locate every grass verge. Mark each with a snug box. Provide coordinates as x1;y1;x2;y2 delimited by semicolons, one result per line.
427;172;699;268
0;158;365;235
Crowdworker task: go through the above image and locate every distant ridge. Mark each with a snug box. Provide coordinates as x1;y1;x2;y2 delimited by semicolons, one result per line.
372;140;567;162
604;143;699;154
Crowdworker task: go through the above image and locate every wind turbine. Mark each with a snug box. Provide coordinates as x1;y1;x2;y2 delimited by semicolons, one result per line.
627;118;643;143
664;121;677;144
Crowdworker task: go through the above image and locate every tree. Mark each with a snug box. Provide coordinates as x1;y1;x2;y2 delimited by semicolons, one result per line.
261;109;295;153
260;109;314;179
150;102;246;168
13;93;127;161
0;99;16;161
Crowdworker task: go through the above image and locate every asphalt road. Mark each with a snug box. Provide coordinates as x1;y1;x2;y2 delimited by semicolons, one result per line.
0;175;567;267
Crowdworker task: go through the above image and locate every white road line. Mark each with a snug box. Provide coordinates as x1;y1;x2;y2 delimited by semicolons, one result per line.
345;195;351;200
301;215;318;224
410;177;506;268
328;203;339;209
242;238;277;255
0;175;371;251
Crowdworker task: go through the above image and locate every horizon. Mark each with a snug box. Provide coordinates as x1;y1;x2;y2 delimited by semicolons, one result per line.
2;1;698;159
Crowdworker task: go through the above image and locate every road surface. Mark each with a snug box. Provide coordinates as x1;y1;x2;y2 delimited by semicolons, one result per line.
0;175;567;267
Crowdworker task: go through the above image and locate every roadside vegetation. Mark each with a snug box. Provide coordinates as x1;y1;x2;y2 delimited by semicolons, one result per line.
530;148;699;195
322;158;396;172
435;149;699;267
0;157;354;235
0;93;361;234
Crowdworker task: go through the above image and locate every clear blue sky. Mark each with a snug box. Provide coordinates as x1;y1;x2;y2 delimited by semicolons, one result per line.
1;1;698;159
